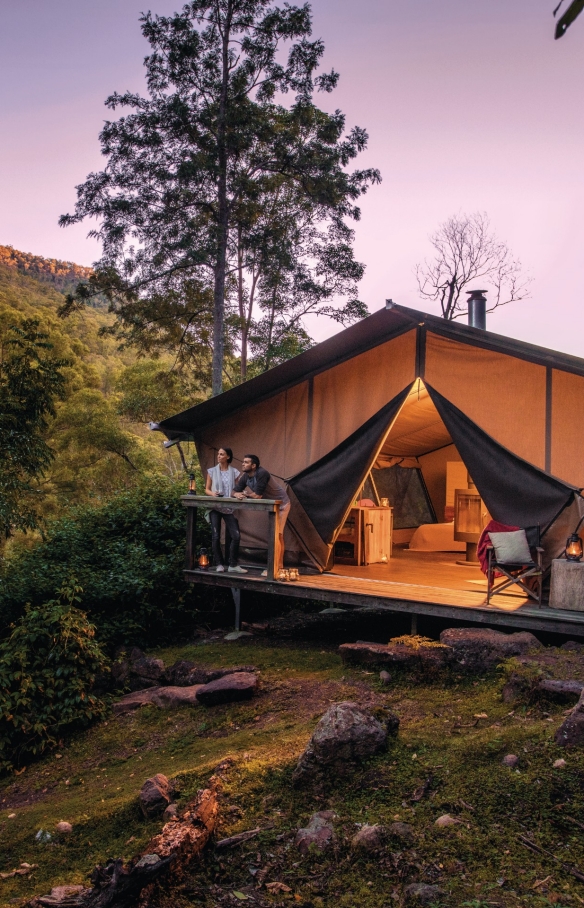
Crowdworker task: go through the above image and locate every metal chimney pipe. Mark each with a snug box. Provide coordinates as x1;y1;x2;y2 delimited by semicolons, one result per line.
466;290;487;330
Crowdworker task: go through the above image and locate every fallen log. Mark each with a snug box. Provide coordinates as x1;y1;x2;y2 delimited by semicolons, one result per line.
28;784;219;908
215;827;262;849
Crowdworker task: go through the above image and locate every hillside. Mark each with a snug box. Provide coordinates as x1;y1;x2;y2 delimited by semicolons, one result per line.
0;247;193;533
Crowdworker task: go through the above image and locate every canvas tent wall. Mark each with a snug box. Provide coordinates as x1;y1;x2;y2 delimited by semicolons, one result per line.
158;303;584;569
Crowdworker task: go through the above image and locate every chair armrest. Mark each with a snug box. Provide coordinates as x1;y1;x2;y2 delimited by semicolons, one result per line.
535;546;544;552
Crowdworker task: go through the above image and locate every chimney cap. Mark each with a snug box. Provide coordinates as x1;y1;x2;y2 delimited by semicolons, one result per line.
466;289;488;297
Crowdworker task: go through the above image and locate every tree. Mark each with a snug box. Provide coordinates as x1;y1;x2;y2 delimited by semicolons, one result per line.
0;321;67;539
60;1;379;395
415;212;531;321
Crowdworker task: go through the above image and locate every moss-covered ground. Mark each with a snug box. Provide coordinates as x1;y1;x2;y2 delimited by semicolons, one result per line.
1;636;584;907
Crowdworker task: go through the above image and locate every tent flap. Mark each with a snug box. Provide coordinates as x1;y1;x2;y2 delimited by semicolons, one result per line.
288;385;411;545
426;384;578;530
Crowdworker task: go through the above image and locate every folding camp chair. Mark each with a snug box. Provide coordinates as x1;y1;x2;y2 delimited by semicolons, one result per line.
486;526;543;606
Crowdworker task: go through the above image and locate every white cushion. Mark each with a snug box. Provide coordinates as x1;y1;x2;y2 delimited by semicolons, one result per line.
489;529;532;564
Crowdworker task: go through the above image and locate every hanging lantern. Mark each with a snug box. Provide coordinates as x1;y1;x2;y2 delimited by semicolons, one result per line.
188;473;196;494
565;533;583;562
198;547;210;569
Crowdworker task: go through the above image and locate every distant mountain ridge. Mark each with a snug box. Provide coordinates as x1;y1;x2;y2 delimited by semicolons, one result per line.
0;244;94;294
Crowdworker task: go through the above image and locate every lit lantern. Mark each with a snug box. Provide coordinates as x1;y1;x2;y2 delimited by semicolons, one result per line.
188;473;196;494
198;547;210;569
565;533;583;562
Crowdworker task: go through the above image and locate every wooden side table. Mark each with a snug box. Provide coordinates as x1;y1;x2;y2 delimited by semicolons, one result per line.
549;559;584;611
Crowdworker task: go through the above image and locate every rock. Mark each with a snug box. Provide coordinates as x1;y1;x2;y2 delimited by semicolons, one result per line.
292;701;396;785
129;647;146;663
440;628;542;673
501;672;531;703
224;631;253;641
163;803;178;820
434;814;458;827
139;774;175;819
35;829;52;843
131;657;165;681
387;821;415;845
380;670;392;684
196;672;258;706
539;679;584;701
163;661;258;686
403;883;445;905
555;689;584;747
55;821;72;835
562;641;584;652
294;811;335;854
351;824;385;852
553;758;567;768
114;685;203;713
134;854;162;869
339;641;450;672
111;660;130;686
502;754;519;768
150;686;203;709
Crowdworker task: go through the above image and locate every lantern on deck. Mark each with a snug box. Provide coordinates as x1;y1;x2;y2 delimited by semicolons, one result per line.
188;473;196;494
565;533;583;562
198;547;210;569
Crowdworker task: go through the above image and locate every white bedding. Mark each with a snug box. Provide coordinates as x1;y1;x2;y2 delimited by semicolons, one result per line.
408;522;466;552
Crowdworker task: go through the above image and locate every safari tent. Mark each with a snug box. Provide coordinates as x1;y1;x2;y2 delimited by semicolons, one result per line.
158;302;584;580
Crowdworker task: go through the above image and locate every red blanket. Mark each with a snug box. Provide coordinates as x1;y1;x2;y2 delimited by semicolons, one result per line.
477;520;520;575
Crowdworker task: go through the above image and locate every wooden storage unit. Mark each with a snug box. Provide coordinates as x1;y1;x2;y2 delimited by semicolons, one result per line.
334;506;393;566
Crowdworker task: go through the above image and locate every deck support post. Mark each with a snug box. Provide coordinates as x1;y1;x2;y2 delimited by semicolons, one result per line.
266;506;280;582
231;587;241;630
185;505;196;571
410;613;418;635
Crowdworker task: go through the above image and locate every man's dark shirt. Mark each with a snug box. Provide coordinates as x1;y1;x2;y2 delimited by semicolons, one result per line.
234;467;290;506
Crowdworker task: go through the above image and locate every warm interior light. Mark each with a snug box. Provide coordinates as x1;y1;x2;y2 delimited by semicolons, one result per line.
566;533;583;562
188;473;196;494
198;547;209;569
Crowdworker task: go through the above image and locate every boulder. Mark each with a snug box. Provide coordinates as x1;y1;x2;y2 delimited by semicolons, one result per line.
131;657;165;681
55;821;73;835
151;686;203;709
403;883;445;905
440;628;542;673
387;821;415;845
339;641;450;672
139;774;175;819
113;689;160;714
294;811;335;854
292;701;396;785
163;803;178;821
111;660;130;686
380;670;392;685
501;672;531;703
196;672;258;706
555;689;584;747
351;824;385;852
164;661;258;686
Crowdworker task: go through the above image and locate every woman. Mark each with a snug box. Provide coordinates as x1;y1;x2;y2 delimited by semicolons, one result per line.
205;447;247;573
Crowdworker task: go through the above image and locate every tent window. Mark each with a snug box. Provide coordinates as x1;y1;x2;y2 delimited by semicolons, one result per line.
372;465;436;529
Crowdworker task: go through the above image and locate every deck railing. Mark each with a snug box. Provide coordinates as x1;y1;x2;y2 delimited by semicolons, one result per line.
181;495;282;581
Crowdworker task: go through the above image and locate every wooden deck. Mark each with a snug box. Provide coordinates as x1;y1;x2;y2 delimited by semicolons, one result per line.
185;547;584;637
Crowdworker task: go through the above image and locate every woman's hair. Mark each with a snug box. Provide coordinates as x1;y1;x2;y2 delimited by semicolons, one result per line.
218;447;233;464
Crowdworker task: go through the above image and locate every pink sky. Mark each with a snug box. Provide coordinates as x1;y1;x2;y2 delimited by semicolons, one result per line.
1;0;583;354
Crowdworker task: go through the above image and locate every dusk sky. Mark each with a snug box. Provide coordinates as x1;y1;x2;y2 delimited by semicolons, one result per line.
1;0;583;355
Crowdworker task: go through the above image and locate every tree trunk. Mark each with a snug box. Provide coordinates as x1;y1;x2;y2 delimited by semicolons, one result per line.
212;1;233;397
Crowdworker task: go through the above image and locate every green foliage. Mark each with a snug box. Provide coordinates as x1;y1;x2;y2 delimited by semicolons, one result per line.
0;320;68;537
0;579;108;771
60;1;379;393
0;478;212;649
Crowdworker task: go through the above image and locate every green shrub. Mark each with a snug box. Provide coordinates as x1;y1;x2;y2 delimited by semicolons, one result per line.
0;580;108;771
0;477;215;649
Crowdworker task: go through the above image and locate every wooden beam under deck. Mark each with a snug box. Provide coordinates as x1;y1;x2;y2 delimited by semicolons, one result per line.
184;566;584;638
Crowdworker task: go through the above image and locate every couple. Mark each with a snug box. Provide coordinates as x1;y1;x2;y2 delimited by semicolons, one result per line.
205;447;291;575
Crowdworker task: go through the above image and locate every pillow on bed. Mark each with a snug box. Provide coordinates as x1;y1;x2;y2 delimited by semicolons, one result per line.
489;529;532;564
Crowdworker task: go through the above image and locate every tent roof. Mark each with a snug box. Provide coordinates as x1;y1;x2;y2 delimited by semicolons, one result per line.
378;381;452;459
158;302;584;438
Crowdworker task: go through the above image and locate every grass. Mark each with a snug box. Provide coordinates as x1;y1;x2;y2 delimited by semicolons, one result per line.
0;637;583;907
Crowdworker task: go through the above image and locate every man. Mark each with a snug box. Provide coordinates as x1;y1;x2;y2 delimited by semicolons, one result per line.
233;455;291;575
